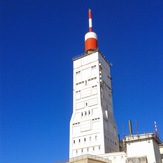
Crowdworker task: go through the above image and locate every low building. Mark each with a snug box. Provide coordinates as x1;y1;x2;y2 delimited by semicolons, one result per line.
68;133;162;163
125;133;162;163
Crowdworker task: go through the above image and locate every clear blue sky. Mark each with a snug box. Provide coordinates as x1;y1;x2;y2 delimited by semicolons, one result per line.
1;0;163;162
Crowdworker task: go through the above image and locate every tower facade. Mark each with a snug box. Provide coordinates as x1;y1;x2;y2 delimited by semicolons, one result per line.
69;9;119;159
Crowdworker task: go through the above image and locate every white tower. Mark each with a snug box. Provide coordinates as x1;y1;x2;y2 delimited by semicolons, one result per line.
69;9;119;159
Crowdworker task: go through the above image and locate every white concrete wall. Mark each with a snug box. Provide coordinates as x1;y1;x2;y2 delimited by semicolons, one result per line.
69;52;119;158
159;145;163;163
126;135;162;163
153;140;162;163
70;52;105;158
99;152;127;163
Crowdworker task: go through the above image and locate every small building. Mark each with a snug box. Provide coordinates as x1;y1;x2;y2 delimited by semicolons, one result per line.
68;133;162;163
124;133;162;163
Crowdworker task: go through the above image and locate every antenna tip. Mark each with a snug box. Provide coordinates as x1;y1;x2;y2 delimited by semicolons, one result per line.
88;9;92;18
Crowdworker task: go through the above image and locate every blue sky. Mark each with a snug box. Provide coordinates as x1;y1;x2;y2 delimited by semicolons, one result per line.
1;0;163;162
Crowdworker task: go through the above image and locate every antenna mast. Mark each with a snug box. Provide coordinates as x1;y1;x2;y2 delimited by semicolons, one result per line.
85;9;98;53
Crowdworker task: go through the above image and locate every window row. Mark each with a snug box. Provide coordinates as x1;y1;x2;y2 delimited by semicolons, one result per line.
72;117;100;126
73;135;98;144
91;65;96;68
76;77;97;86
92;85;97;88
73;122;80;125
75;145;101;154
76;81;84;85
76;71;81;74
75;65;96;75
76;85;97;94
81;110;100;122
81;110;91;117
88;77;97;81
92;117;100;121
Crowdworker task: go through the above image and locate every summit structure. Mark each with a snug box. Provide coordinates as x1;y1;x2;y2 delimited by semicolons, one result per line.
69;9;119;158
68;9;163;163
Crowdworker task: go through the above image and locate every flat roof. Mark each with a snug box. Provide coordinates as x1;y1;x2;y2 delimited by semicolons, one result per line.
124;133;162;144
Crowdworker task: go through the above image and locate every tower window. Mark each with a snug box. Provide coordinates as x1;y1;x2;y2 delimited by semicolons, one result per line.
84;138;86;142
91;65;96;68
85;80;87;85
73;140;75;144
76;71;80;74
105;110;108;118
79;139;80;143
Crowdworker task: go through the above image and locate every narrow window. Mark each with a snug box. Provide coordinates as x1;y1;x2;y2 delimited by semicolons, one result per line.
105;110;108;118
85;80;87;85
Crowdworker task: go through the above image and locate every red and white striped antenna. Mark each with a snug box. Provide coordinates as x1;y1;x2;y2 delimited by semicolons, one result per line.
88;9;93;32
85;9;98;53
